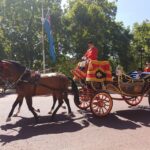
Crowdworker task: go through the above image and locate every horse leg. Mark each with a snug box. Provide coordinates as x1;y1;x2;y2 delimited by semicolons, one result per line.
64;97;75;117
51;98;63;119
34;108;40;113
14;97;41;116
48;95;57;114
13;96;40;117
25;96;40;113
63;92;72;115
13;98;24;117
25;96;39;123
6;95;23;122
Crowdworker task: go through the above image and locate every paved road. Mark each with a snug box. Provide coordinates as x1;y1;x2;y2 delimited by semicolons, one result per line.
0;94;150;150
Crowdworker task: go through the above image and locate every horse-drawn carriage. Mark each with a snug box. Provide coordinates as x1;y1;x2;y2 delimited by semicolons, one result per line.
0;59;149;122
72;60;150;117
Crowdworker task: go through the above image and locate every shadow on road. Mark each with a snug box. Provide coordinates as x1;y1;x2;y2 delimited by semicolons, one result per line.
116;105;150;127
1;106;150;146
84;113;141;130
80;106;150;130
0;114;89;145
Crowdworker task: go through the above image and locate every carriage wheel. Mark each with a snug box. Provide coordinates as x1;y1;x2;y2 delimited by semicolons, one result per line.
123;96;143;106
78;88;93;110
90;92;113;117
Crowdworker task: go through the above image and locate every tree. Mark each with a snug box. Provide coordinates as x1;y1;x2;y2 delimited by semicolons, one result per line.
62;0;116;57
0;0;63;68
131;20;150;69
61;0;132;71
0;0;144;73
109;22;132;71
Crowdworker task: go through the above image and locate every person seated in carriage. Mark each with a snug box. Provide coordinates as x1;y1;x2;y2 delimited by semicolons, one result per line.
129;68;143;79
72;41;98;80
144;62;150;72
72;40;112;82
78;40;98;70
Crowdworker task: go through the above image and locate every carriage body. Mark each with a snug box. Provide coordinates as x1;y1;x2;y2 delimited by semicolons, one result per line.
72;60;112;81
71;60;150;117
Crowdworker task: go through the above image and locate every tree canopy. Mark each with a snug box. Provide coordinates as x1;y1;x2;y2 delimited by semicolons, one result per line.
0;0;149;73
131;20;150;68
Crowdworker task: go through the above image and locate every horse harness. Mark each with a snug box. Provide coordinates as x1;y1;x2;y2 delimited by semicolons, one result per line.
16;69;66;95
0;61;67;95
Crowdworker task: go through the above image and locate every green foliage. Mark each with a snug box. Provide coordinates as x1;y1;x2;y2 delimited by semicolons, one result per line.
131;20;150;68
62;0;134;72
0;0;149;74
63;0;117;58
55;54;78;76
0;0;62;67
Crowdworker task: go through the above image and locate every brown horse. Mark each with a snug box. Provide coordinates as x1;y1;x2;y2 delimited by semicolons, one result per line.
0;60;80;122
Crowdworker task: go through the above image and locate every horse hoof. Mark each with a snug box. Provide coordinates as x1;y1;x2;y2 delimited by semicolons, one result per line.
6;117;11;122
68;112;75;118
48;111;52;114
37;109;40;113
61;106;66;109
13;114;18;117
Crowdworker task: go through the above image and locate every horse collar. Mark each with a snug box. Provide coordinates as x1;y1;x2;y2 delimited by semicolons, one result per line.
11;68;28;87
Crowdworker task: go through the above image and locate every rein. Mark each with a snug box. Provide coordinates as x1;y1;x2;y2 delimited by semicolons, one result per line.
15;68;28;85
18;72;65;92
3;68;28;89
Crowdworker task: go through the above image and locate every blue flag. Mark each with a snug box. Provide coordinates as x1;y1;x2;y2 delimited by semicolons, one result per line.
44;17;56;63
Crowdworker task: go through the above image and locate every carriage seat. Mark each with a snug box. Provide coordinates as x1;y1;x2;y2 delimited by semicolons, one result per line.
71;60;112;82
119;81;145;95
86;60;112;82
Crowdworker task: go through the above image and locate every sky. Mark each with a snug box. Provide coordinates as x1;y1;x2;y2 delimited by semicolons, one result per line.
61;0;150;28
116;0;150;27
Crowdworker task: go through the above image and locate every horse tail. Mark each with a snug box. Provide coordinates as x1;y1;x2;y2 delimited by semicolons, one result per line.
67;77;81;108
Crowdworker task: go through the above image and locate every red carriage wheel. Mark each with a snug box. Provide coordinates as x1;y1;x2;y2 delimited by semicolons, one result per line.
90;92;113;117
77;88;94;110
123;96;143;106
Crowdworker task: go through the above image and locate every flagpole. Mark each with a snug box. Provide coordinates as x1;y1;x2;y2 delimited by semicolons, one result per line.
3;0;5;17
42;0;46;73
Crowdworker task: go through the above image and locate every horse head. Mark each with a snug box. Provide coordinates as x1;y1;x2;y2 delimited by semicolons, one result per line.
0;60;26;83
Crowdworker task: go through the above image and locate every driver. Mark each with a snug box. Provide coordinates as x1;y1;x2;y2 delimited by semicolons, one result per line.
78;41;98;70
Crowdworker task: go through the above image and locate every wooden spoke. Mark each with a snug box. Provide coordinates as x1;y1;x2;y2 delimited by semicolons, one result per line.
77;88;94;110
90;92;113;117
124;96;143;106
